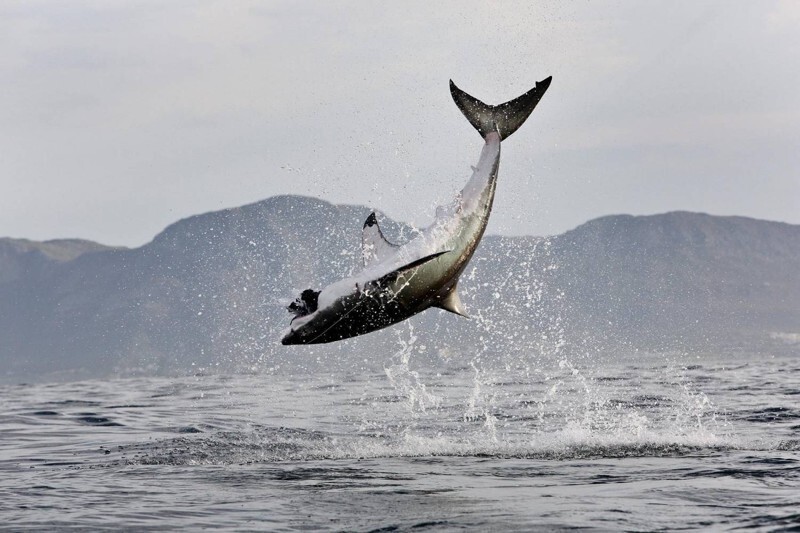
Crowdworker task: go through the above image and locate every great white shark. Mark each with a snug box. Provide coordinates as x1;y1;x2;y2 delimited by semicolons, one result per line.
282;76;552;345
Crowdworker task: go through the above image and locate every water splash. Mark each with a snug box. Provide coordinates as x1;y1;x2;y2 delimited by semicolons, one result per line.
384;322;441;413
366;230;726;456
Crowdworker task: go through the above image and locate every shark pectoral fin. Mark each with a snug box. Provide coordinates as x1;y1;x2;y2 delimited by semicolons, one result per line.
377;250;451;286
435;285;469;318
362;212;399;267
396;250;450;273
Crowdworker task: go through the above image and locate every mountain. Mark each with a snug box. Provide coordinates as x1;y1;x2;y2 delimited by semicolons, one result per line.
0;238;117;285
1;196;798;382
552;212;800;347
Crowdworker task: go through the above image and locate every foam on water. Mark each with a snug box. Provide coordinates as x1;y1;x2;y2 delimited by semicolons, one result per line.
106;352;744;467
2;352;798;530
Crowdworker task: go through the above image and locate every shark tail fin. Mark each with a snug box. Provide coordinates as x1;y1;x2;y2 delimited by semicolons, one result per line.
449;76;552;141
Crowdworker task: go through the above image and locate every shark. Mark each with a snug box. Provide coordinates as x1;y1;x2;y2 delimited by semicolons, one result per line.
282;76;552;345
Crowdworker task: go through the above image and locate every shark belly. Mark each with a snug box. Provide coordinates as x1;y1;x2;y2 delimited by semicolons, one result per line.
388;199;496;310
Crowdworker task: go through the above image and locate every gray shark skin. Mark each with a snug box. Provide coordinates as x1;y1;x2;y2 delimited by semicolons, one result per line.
282;76;552;345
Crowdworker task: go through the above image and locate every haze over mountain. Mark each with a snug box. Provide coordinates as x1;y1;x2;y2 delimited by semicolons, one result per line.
1;195;798;382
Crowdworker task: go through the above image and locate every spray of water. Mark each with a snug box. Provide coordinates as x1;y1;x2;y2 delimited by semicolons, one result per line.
372;232;724;456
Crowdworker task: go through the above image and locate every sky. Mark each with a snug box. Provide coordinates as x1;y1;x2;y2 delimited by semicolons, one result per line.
1;0;799;247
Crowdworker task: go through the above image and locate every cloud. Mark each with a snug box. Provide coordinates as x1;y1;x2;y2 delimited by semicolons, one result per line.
0;1;798;245
766;0;800;31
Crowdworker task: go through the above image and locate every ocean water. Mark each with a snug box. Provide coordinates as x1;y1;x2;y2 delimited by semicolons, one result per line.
1;349;798;531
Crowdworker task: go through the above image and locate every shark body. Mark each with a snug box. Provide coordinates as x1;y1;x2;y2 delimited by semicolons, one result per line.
282;77;552;345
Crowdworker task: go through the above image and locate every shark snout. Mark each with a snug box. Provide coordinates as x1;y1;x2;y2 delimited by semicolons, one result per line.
281;328;303;345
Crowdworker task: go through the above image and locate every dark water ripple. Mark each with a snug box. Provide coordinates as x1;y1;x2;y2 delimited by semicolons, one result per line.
0;353;798;530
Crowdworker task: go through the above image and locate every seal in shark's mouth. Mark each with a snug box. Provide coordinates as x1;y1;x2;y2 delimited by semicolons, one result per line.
288;289;320;319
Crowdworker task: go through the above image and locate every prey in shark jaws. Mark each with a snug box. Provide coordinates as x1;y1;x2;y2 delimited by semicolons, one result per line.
282;76;552;345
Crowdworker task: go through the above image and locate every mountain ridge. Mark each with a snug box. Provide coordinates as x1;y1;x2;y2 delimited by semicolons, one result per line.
4;200;798;254
1;195;798;382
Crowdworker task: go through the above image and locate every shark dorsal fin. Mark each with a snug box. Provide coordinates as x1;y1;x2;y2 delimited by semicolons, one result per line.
435;284;469;318
362;212;399;267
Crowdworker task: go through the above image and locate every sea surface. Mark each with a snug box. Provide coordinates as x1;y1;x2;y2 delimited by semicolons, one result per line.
1;349;798;531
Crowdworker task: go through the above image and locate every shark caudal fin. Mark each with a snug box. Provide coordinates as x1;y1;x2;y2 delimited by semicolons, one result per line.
450;76;552;141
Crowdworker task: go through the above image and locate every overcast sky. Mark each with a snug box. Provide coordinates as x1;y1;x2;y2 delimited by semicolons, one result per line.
1;1;798;246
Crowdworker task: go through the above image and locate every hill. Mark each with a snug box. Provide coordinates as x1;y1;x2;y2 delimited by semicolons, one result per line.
1;196;798;381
